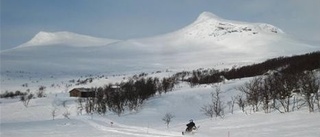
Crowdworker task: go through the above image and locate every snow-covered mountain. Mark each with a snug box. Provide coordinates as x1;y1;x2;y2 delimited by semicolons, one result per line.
18;31;119;48
1;12;319;76
147;11;284;41
138;12;314;55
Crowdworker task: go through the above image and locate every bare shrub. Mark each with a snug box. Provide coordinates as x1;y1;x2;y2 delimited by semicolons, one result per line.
162;113;175;128
201;86;225;118
20;93;34;107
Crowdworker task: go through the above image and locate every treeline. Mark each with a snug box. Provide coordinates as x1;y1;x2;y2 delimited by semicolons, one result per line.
185;51;320;85
79;76;176;116
0;90;27;98
238;71;319;113
78;51;320;116
1;86;47;107
200;70;319;119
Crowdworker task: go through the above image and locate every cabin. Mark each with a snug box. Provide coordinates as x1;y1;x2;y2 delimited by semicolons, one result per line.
69;88;95;98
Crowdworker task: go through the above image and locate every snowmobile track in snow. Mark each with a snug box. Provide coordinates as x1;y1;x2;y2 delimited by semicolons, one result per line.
79;118;181;137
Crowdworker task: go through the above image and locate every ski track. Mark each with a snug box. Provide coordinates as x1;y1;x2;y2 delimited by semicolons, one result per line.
78;118;181;137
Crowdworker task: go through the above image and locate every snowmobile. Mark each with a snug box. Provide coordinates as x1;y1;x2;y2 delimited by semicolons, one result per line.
182;125;199;135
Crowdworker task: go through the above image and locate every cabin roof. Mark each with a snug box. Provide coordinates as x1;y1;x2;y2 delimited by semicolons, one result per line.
70;88;92;93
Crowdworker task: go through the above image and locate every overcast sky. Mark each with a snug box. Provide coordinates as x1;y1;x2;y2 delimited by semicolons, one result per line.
1;0;320;50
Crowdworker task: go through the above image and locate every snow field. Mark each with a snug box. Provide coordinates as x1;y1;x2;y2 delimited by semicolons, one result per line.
1;74;319;137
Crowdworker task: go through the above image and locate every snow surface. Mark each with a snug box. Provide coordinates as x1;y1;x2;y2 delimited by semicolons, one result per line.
1;74;320;137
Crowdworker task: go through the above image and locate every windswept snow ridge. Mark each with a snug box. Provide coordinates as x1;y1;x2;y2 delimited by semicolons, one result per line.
183;11;284;40
18;31;119;48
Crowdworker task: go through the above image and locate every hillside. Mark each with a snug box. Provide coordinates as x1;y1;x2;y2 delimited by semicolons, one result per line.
1;74;319;137
184;51;320;85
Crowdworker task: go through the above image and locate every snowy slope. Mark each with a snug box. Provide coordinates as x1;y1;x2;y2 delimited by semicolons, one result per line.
1;75;319;137
136;12;315;54
18;31;119;48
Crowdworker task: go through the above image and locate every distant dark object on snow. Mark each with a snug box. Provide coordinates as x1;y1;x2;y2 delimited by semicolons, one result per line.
69;88;95;98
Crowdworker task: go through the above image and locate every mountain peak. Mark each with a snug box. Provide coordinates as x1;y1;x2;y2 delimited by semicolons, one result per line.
196;12;223;22
174;11;285;41
28;31;70;45
18;31;118;48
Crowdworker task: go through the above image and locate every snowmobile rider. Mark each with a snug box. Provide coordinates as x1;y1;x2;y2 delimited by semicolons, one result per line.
186;119;196;132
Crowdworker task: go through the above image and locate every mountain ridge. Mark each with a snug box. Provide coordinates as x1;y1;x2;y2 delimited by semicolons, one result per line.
15;12;285;49
1;11;319;75
180;12;284;40
17;31;119;48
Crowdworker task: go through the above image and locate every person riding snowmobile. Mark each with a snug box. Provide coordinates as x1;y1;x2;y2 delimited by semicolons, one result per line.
185;119;196;133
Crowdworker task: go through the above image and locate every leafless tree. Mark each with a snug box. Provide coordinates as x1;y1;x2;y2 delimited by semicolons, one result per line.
201;104;214;118
63;111;70;119
61;100;71;119
52;107;58;120
201;86;225;118
77;98;84;115
37;86;46;98
299;71;320;112
238;77;262;112
236;95;246;113
20;93;34;107
162;113;175;128
228;96;236;114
